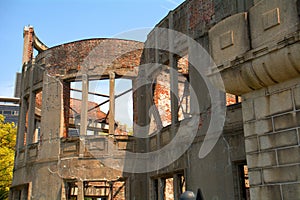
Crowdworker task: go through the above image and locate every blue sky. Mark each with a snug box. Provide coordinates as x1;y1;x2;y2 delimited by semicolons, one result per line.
0;0;185;97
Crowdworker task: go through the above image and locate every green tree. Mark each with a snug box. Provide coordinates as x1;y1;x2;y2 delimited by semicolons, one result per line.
0;115;16;199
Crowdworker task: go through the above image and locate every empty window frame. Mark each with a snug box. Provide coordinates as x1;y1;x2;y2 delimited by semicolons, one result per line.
65;180;126;200
32;90;42;143
177;55;190;121
235;163;250;200
226;93;242;106
150;55;190;135
152;173;186;200
66;78;133;137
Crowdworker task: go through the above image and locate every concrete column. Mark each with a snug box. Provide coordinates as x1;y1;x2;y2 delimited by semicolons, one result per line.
168;11;179;126
154;28;161;148
77;181;85;200
39;73;63;159
17;96;28;149
79;74;89;157
173;174;180;200
109;72;115;135
109;182;114;200
26;65;36;145
80;74;89;136
158;178;164;200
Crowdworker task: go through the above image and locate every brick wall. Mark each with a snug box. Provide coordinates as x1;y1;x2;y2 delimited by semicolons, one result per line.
154;70;172;127
22;26;34;64
35;39;143;77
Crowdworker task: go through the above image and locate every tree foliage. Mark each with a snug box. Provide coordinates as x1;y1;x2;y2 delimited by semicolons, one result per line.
0;114;17;198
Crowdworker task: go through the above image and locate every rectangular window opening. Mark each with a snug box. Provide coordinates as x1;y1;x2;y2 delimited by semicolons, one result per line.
226;93;242;106
23;97;29;146
33;90;42;143
150;66;172;134
236;163;250;200
66;78;133;137
164;177;174;200
177;55;190;122
152;173;185;200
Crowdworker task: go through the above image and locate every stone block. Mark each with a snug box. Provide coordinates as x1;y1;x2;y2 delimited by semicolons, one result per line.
209;12;250;66
262;8;280;30
250;185;281;200
269;89;293;115
245;137;259;153
273;112;300;131
242;99;255;122
282;183;300;200
277;146;300;165
28;147;37;158
249;0;299;48
259;129;298;150
247;151;276;168
263;165;300;184
294;86;300;110
150;136;157;151
248;170;262;186
160;130;170;146
254;96;270;119
244;119;273;137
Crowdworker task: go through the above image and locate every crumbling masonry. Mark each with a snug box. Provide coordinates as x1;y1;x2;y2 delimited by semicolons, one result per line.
11;0;300;199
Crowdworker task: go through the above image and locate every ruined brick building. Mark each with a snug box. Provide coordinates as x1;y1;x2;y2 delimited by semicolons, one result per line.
10;0;300;199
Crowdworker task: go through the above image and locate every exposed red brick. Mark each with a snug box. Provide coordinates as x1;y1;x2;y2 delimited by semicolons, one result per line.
188;0;214;30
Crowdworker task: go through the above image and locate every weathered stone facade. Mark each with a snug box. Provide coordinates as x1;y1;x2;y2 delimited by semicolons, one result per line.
11;0;300;199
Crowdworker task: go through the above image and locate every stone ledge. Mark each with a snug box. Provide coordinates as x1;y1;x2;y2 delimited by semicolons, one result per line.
208;31;300;96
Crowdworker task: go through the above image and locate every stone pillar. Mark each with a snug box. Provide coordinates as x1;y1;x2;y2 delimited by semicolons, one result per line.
39;73;63;159
243;78;300;199
22;26;34;65
17;94;28;148
208;1;300;198
157;178;164;200
77;181;85;200
80;74;89;136
26;64;36;145
173;174;180;200
168;11;179;126
79;74;88;157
